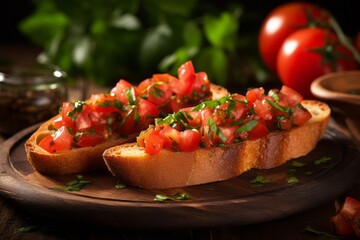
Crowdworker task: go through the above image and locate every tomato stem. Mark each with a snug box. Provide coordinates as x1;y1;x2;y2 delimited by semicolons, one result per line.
329;17;360;64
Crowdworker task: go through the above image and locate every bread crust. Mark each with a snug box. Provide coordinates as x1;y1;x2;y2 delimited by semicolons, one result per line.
103;100;331;189
25;84;228;175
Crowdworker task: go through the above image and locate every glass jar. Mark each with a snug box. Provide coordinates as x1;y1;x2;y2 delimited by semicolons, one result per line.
0;65;68;136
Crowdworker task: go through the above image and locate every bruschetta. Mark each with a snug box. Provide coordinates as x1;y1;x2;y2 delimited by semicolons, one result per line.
103;86;331;189
25;61;228;175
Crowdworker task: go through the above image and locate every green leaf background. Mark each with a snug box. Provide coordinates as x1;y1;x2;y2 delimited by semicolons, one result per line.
19;0;270;88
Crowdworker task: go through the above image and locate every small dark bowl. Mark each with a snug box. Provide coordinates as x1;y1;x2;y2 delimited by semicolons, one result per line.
310;70;360;120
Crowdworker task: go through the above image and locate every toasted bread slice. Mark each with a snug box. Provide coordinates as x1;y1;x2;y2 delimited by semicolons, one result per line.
25;84;228;175
103;100;330;189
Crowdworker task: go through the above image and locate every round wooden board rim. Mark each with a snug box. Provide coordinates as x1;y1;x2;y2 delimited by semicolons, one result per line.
0;124;360;229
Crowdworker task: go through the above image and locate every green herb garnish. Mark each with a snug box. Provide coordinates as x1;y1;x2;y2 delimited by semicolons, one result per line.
266;99;292;114
53;175;92;191
208;117;226;143
154;192;190;202
67;100;87;120
250;175;271;187
287;176;298;184
291;161;306;167
125;87;137;105
17;225;39;233
301;225;344;239
236;120;258;133
315;156;332;165
115;183;127;189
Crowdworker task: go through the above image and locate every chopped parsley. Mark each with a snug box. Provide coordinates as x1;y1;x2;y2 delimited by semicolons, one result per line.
53;175;92;191
154;192;190;202
250;175;271;187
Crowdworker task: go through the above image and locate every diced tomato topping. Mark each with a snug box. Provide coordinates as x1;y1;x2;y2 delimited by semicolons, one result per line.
178;130;201;152
53;116;64;130
40;60;214;154
293;104;312;126
253;99;272;121
177;61;196;96
146;82;173;106
60;102;76;130
331;197;360;237
248;119;270;139
144;131;164;154
279;85;303;107
75;132;105;147
246;87;265;106
137;85;311;154
39;126;74;153
159;125;181;150
115;80;139;105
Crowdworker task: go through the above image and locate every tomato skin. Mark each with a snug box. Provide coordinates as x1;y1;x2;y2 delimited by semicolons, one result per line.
248;119;270;139
331;197;360;237
259;2;331;72
277;28;358;99
75;132;105;147
115;80;139;104
39;126;74;153
144;131;164;155
178;130;201;152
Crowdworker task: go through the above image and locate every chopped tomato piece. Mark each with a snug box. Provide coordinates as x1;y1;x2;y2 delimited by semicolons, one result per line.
146;82;173;106
177;61;196;95
53;116;64;130
159;126;181;150
246;87;265;106
248;119;270;139
75;131;105;147
280;85;303;107
144;131;164;154
253;99;272;121
331;197;360;237
115;80;139;105
178;130;201;152
293;105;312;126
39;126;74;153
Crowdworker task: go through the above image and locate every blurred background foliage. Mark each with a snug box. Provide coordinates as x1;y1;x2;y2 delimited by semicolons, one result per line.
19;0;270;89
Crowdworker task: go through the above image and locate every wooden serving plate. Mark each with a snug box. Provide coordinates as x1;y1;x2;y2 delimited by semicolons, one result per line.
0;124;360;229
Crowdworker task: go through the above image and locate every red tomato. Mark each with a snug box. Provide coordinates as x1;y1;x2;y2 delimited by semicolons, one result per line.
89;94;121;113
53;116;64;130
177;61;196;95
331;197;360;237
137;98;161;128
39;126;74;153
75;108;92;131
160;125;181;150
60;102;75;130
144;131;164;154
253;99;272;121
277;28;358;99
279;85;303;107
248;119;270;139
146;82;173;106
114;80;139;104
259;2;331;72
178;129;201;152
75;132;105;147
292;105;312;126
246;87;265;106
